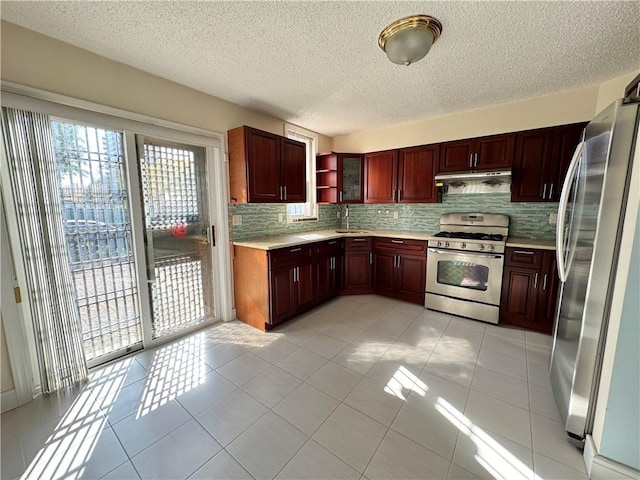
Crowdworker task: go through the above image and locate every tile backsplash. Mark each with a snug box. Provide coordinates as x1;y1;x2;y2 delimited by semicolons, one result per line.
230;194;558;241
230;204;340;240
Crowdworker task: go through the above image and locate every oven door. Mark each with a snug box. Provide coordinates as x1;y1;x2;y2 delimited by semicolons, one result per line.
426;248;504;305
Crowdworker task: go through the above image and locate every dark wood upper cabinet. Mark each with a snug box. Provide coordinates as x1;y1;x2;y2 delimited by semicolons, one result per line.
475;134;515;170
552;123;587;202
511;123;586;202
364;150;398;203
281;138;306;203
439;139;475;172
511;129;555;202
315;153;364;204
438;134;514;172
397;145;439;203
364;146;439;204
228;125;306;203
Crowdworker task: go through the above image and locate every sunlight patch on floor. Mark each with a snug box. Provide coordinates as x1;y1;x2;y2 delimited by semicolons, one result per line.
384;365;428;400
436;397;536;480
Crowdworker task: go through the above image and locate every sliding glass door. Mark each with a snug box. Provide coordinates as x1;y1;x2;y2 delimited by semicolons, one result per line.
52;120;142;362
45;120;219;364
137;136;216;340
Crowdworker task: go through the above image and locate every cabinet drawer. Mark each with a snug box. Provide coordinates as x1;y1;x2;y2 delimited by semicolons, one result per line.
505;247;543;269
345;237;372;251
315;239;344;257
269;245;313;269
373;237;427;256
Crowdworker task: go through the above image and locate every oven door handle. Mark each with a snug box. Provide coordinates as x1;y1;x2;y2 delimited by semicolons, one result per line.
428;248;502;260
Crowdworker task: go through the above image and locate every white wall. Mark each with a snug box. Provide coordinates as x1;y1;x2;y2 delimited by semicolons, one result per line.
595;70;639;115
332;86;598;153
0;21;333;152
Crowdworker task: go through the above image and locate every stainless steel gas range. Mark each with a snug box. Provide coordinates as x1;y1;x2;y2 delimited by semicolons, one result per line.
425;213;509;324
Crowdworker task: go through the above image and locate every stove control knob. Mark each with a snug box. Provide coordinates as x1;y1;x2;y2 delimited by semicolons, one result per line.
444;242;450;248
461;243;466;249
487;245;494;252
479;244;485;250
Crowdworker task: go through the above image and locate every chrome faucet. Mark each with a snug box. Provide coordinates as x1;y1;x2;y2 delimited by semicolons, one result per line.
345;204;350;230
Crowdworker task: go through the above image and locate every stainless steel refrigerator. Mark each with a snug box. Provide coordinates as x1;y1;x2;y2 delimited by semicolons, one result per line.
550;98;639;445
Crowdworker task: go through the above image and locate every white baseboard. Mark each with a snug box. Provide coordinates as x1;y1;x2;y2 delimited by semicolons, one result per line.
584;435;640;480
1;389;18;413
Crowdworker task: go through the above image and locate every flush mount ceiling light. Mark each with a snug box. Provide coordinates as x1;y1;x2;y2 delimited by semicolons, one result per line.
378;14;443;66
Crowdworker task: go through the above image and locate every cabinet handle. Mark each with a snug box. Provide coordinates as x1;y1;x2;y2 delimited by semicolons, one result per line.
330;257;334;270
397;256;401;268
542;183;547;199
353;238;366;242
369;252;373;264
284;186;287;200
474;153;479;168
339;191;343;202
290;247;302;252
469;153;473;168
392;189;396;202
549;183;554;199
391;240;404;244
279;186;283;200
534;272;539;289
542;273;548;290
328;240;337;245
514;250;534;255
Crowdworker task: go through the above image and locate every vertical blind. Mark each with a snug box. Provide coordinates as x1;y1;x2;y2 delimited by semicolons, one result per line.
2;107;88;392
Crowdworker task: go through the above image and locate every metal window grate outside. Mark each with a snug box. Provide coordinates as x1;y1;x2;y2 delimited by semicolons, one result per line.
52;121;141;361
140;140;213;340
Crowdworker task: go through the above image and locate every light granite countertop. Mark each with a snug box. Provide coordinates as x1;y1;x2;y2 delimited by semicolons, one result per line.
506;237;556;250
233;229;556;251
233;229;434;251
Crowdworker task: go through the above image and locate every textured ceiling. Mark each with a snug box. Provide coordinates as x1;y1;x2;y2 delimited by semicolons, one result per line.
2;1;639;137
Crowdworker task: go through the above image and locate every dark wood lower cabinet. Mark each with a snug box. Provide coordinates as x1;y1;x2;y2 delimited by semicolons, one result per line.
342;237;373;294
372;238;426;305
500;247;558;334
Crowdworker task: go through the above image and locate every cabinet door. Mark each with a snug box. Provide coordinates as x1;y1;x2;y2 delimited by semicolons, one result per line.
551;123;586;202
500;266;539;328
511;129;555;202
270;268;295;325
438;139;475;172
535;252;558;334
475;134;515;170
247;128;281;203
316;257;332;305
373;252;396;295
398;145;439;203
396;255;426;304
295;263;315;313
338;154;364;203
281;138;306;203
364;150;398;203
344;251;372;292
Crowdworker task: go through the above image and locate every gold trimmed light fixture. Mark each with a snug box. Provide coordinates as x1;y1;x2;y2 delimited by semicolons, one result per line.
378;15;443;66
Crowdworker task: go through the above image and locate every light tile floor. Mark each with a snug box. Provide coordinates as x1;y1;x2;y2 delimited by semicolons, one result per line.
1;295;589;480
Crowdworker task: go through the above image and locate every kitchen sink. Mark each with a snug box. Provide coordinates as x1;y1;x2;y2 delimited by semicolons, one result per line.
335;229;369;234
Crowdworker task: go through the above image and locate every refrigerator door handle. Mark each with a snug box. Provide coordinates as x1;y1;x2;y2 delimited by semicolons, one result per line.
556;141;584;282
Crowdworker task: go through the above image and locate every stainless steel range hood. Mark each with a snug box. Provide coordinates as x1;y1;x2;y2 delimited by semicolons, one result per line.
435;169;511;194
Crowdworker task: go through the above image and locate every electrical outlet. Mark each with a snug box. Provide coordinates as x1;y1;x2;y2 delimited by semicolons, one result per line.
393;212;399;219
549;213;557;225
278;213;284;222
337;211;341;218
233;214;242;226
